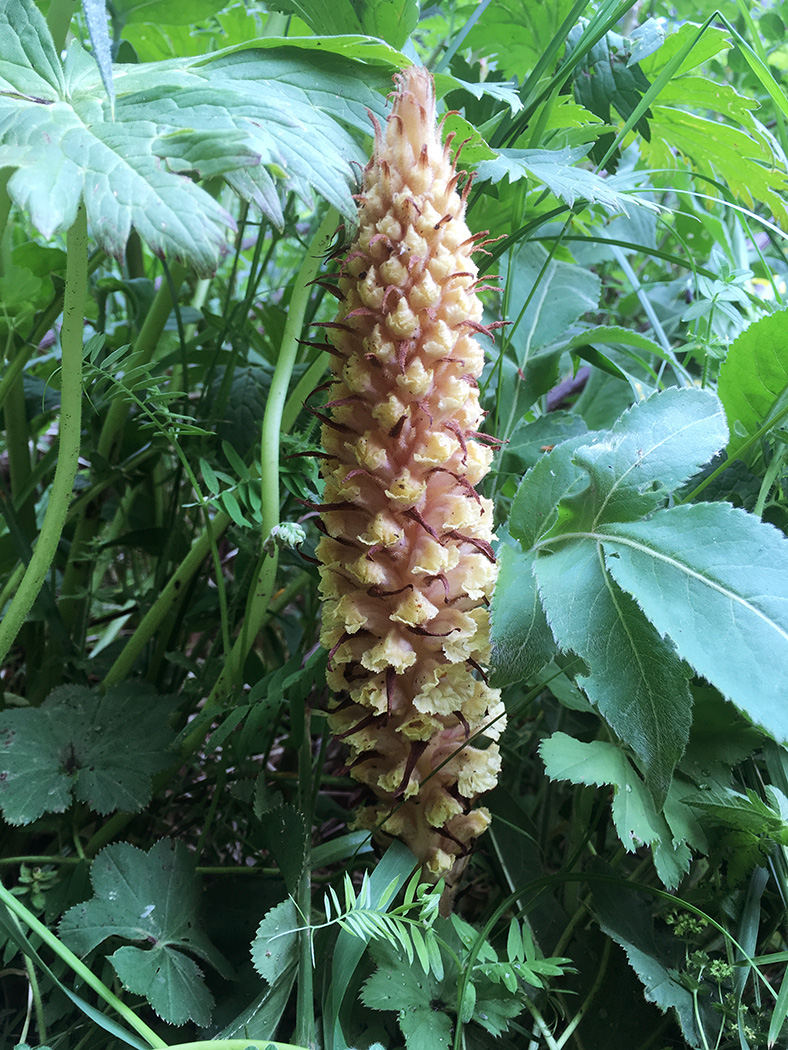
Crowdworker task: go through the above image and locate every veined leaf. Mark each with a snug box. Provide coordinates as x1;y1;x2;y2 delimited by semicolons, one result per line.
599;503;788;742
535;538;693;806
250;899;299;984
477;145;657;214
490;543;555;686
0;683;174;824
0;0;386;271
562;387;728;528
465;0;578;82
717;309;788;457
60;840;230;1027
505;242;601;366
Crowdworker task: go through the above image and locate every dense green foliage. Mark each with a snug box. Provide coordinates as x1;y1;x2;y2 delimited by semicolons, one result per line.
2;1;788;1048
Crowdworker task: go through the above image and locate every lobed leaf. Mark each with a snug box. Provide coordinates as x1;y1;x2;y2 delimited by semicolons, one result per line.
0;683;175;824
60;840;229;1026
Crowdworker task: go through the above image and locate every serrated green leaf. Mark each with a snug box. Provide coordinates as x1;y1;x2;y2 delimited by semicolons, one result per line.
489;543;555;687
508;432;593;548
259;804;308;895
717;309;788;457
0;684;174;824
110;943;213;1027
501;410;588;476
0;8;386;269
564;387;728;528
250;899;299;984
113;0;228;24
540;733;691;887
477;145;654;213
59;840;228;1027
471;981;524;1036
465;0;577;82
535;540;692;806
599;503;788;743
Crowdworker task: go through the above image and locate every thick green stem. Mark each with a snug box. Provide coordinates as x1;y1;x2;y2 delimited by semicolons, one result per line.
295;708;315;1049
190;209;336;725
0;205;88;669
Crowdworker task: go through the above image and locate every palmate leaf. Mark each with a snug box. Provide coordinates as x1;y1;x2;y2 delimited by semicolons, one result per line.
0;683;174;824
0;0;386;273
60;840;231;1027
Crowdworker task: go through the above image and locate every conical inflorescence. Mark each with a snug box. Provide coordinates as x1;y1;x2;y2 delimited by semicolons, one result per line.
316;66;505;881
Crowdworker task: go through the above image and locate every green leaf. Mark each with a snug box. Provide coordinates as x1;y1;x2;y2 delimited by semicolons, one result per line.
717;309;788;457
258;803;308;895
82;0;115;107
540;734;691;887
476;145;655;213
593;879;702;1047
509;432;592;549
489;543;555;686
506;243;601;367
0;683;175;824
59;840;229;1026
250;899;299;984
0;0;64;98
562;387;728;528
535;540;693;806
113;0;229;24
268;0;418;43
599;503;788;743
0;6;385;269
501;410;588;476
465;0;577;82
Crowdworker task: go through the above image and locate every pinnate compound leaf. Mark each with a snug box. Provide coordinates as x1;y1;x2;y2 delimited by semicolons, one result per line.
599;503;788;743
59;840;229;1026
540;733;693;888
535;540;692;807
717;309;788;457
250;899;299;984
0;683;174;824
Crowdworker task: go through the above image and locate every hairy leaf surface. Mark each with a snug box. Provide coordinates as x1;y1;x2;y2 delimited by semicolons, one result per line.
0;684;174;824
60;840;230;1026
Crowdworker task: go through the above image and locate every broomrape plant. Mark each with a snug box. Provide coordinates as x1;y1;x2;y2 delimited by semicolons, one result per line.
316;67;505;882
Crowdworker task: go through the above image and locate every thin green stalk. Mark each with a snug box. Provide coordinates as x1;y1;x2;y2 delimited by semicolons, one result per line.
22;954;47;1046
0;879;166;1049
0;205;88;669
295;708;315;1049
97;261;188;462
191;208;337;725
100;510;232;689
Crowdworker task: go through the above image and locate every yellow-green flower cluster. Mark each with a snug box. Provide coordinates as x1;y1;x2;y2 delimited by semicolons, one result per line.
316;66;505;882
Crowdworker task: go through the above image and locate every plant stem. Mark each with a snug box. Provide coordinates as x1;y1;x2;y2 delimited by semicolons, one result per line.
295;708;315;1049
0;204;88;669
96;262;188;463
100;510;233;689
0;879;166;1049
189;208;336;725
